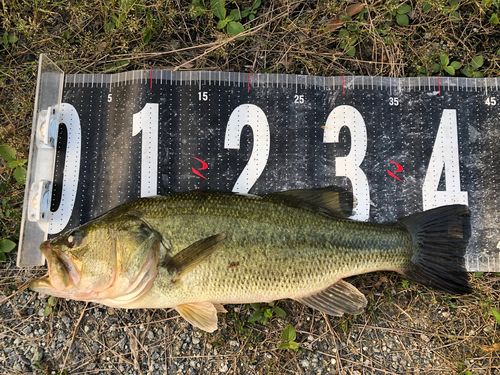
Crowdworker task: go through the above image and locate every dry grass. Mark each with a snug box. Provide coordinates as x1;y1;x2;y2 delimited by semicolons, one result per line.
1;0;500;374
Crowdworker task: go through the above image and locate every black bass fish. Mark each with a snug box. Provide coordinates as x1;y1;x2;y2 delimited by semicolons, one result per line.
30;188;471;332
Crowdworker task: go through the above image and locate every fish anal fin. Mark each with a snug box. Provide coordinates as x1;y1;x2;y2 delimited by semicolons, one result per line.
213;303;227;313
163;233;226;282
295;280;367;316
176;302;222;332
265;186;355;218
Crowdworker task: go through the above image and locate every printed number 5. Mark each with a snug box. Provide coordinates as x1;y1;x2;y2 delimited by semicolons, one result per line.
323;105;370;221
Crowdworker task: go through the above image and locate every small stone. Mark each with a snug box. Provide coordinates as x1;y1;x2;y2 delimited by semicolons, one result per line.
22;326;33;335
147;331;155;340
331;358;336;365
421;334;430;343
192;337;200;345
14;338;22;345
220;364;228;372
301;360;310;367
32;347;44;363
62;315;71;326
19;355;31;365
229;340;239;347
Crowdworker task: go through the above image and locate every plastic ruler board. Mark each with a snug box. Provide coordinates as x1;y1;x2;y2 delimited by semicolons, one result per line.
19;55;500;271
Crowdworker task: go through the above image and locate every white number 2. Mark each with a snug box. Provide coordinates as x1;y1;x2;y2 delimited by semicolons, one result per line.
323;105;370;221
224;104;270;194
422;109;468;210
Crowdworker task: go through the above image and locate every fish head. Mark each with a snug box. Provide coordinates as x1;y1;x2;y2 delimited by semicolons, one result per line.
30;216;162;306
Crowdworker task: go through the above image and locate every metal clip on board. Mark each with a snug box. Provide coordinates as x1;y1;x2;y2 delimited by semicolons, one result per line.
18;54;64;267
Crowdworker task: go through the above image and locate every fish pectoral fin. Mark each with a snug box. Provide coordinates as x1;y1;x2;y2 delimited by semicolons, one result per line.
264;186;355;218
295;280;367;316
176;302;221;332
163;233;226;282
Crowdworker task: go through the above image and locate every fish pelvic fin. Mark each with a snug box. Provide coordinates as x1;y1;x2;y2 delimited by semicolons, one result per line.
295;280;367;316
399;204;472;295
163;233;226;282
176;302;222;332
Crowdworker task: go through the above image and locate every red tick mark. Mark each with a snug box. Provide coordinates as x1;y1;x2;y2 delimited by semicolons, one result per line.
247;73;250;92
342;76;345;94
438;76;440;95
192;157;208;179
387;159;403;182
150;69;153;89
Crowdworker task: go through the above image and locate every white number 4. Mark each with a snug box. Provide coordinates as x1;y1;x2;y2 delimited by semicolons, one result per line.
485;97;497;106
422;109;468;210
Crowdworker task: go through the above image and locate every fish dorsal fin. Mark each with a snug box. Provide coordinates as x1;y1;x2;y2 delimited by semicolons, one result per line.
264;186;355;218
176;302;220;332
295;280;367;316
163;233;226;282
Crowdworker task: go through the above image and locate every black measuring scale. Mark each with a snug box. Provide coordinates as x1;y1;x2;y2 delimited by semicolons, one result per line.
19;55;500;271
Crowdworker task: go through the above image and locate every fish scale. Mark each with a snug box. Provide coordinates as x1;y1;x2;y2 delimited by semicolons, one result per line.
129;192;413;306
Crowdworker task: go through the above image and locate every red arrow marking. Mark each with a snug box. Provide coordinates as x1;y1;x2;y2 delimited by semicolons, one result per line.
387;159;403;182
192;157;208;179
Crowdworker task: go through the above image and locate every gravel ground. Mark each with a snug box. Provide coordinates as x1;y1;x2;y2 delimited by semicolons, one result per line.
1;256;499;374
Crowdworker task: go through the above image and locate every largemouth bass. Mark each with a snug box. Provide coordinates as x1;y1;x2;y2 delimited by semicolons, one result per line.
30;188;471;332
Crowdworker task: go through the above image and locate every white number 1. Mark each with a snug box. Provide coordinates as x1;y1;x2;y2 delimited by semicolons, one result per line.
133;103;159;197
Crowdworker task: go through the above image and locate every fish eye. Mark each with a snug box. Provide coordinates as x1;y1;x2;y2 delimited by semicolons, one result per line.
67;231;82;248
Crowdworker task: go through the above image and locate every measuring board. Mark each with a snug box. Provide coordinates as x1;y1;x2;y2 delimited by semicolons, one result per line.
18;54;500;271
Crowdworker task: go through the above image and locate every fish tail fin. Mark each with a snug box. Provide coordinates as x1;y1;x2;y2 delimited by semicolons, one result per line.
399;204;472;294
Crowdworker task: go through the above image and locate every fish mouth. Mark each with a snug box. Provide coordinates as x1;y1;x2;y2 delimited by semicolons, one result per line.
32;241;80;292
